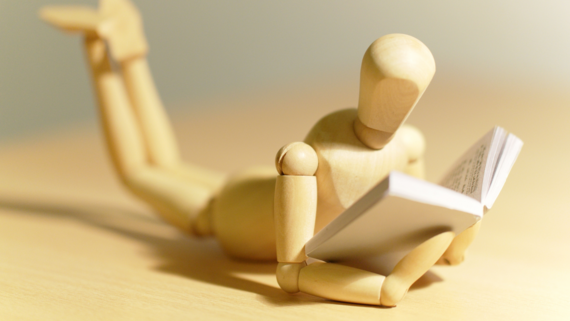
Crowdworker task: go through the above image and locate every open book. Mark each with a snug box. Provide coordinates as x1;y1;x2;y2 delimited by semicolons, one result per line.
305;126;523;266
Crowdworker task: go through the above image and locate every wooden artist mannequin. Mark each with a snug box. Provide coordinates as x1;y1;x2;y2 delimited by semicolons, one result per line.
40;0;481;306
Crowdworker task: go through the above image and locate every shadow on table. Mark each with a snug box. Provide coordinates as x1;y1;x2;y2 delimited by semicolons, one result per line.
0;196;442;308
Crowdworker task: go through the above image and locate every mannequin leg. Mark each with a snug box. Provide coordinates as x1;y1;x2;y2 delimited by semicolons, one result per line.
95;0;226;192
295;232;454;306
437;221;482;266
84;36;213;234
118;57;225;192
381;231;455;306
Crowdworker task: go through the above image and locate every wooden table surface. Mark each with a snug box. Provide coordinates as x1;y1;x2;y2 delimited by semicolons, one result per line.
1;76;569;320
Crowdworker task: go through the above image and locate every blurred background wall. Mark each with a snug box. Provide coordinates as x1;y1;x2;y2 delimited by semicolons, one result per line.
0;0;568;140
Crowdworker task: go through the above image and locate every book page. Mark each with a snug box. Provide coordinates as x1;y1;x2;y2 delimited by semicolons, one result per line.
481;127;507;199
484;133;523;209
438;129;495;202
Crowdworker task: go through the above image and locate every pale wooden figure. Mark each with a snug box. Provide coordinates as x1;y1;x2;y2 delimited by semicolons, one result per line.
40;0;482;307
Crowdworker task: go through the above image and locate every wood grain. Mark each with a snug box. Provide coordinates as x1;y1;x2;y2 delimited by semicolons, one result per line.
0;76;569;319
381;231;455;306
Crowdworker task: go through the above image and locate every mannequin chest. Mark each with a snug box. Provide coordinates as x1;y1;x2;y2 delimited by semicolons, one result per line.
304;109;409;231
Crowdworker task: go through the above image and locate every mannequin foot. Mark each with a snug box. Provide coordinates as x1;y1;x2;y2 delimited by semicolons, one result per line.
40;5;109;35
99;0;148;61
40;0;148;61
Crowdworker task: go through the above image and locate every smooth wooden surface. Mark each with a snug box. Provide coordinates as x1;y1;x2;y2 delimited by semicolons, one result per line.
1;76;569;320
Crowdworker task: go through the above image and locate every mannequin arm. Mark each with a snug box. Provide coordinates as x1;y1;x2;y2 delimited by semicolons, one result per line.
274;142;318;292
400;124;426;179
273;143;387;306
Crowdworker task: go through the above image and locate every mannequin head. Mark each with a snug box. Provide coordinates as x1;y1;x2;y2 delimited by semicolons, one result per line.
355;34;435;149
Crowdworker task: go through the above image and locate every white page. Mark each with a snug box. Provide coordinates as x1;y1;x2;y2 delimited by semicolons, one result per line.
484;134;523;209
482;127;507;199
439;128;497;202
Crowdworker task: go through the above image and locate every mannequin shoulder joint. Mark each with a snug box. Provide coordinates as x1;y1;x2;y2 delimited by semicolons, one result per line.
275;142;318;176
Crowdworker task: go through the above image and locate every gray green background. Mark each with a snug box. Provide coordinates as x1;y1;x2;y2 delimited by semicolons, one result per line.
1;0;568;140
